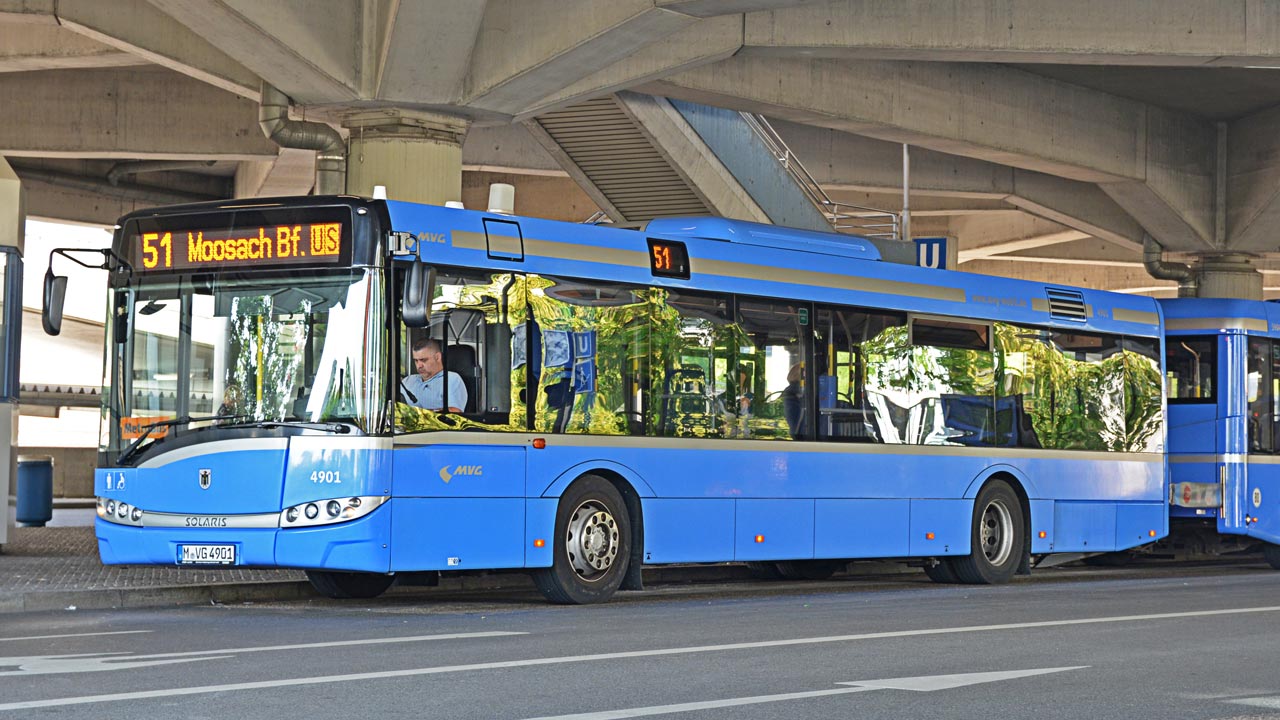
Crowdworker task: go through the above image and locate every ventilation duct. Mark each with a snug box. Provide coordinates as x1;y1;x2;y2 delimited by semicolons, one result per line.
258;81;346;195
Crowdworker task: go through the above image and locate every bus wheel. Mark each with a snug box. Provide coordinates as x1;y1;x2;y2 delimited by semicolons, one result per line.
1264;543;1280;570
305;570;396;599
775;560;842;580
923;558;959;584
533;475;631;604
951;480;1024;585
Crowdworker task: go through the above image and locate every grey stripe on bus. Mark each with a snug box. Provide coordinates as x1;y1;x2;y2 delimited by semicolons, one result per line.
393;431;1160;463
1165;317;1269;332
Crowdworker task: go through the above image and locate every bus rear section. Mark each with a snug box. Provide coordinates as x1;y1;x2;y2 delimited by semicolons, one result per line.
1162;298;1280;568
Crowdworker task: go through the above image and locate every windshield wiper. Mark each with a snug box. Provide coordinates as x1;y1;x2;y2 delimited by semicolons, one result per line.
218;419;352;434
117;414;247;465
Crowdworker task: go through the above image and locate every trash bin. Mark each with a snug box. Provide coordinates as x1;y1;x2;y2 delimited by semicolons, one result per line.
16;456;53;527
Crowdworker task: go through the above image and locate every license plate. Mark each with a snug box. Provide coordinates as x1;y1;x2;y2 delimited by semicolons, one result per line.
179;544;236;565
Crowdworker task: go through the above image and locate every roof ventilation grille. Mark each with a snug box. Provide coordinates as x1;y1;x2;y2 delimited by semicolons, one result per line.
1046;288;1087;320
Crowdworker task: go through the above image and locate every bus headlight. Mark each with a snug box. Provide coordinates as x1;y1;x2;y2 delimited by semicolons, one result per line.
94;497;144;527
279;496;388;528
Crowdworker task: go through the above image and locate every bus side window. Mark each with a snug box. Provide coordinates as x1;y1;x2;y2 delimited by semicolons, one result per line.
1249;338;1273;453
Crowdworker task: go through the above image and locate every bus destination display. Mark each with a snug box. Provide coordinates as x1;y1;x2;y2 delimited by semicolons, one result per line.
134;222;344;272
647;238;690;279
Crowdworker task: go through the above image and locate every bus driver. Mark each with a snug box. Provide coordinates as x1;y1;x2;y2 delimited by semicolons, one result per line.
403;337;468;413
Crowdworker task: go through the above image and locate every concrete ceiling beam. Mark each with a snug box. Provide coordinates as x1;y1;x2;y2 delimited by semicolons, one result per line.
960;258;1171;293
144;0;364;103
0;67;279;159
374;0;486;105
463;0;729;115
657;0;822;18
742;0;1280;68
647;55;1215;250
53;0;259;100
233;149;315;199
510;15;741;120
1226;103;1280;253
0;22;144;73
958;230;1090;264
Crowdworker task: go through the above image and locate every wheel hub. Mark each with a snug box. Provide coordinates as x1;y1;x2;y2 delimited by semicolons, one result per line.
566;501;619;580
980;499;1014;567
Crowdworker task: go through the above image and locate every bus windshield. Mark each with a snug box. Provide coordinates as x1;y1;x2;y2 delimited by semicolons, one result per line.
103;267;386;454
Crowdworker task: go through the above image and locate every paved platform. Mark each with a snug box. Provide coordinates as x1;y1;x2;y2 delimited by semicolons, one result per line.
0;524;312;614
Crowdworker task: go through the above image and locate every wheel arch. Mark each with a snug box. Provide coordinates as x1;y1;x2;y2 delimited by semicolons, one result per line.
965;466;1034;575
543;463;649;591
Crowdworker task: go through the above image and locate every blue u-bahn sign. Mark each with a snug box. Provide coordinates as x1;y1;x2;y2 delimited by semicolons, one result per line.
915;237;948;269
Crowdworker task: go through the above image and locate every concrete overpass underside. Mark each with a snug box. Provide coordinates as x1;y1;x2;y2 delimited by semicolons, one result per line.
5;1;1280;299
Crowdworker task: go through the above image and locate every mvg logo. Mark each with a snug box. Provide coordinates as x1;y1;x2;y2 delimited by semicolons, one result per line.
417;232;447;245
439;465;483;484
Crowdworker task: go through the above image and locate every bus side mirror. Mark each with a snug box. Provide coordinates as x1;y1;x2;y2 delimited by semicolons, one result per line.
402;262;436;328
112;292;130;345
42;268;67;336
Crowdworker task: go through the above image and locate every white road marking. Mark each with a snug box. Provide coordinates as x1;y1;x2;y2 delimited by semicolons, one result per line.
0;631;152;643
0;631;526;677
522;667;1088;720
1231;696;1280;709
0;606;1276;711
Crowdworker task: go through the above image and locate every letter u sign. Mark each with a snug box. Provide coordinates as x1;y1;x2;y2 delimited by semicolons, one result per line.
915;237;948;270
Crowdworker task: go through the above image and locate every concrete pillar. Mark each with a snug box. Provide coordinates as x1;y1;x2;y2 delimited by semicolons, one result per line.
343;109;470;205
1194;253;1263;300
0;156;22;548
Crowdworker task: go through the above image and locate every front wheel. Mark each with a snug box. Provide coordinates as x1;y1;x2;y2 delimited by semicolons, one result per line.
305;570;396;599
951;481;1025;584
1264;542;1280;570
533;475;631;604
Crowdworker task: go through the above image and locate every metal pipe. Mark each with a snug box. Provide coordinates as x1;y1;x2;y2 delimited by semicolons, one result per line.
258;81;346;195
106;160;216;186
902;144;911;244
1142;232;1197;297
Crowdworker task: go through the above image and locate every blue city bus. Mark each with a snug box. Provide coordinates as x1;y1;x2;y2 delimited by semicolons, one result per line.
1161;298;1280;569
44;195;1169;603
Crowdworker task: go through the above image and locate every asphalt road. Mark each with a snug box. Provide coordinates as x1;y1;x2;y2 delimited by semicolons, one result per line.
2;562;1280;720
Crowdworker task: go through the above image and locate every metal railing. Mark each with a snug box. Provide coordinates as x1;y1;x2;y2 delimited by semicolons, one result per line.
741;113;901;240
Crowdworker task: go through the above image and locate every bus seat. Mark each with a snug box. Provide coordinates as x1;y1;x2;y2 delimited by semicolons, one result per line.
445;344;479;413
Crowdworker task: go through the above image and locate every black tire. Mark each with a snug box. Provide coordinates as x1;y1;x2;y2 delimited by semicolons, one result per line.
305;570;396;599
744;561;785;580
951;480;1025;585
923;558;960;583
533;475;631;604
774;560;842;580
1265;542;1280;570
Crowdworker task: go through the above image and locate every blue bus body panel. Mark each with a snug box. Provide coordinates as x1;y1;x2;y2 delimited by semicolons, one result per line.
641;499;735;563
390;498;524;571
814;499;911;558
735;499;814;561
97;522;278;566
97;442;289;514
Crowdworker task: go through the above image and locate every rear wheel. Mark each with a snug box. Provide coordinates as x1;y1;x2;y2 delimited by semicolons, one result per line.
1264;542;1280;570
305;570;396;599
951;480;1025;585
533;475;631;604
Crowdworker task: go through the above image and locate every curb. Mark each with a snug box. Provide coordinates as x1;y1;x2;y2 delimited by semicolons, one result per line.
0;560;920;615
